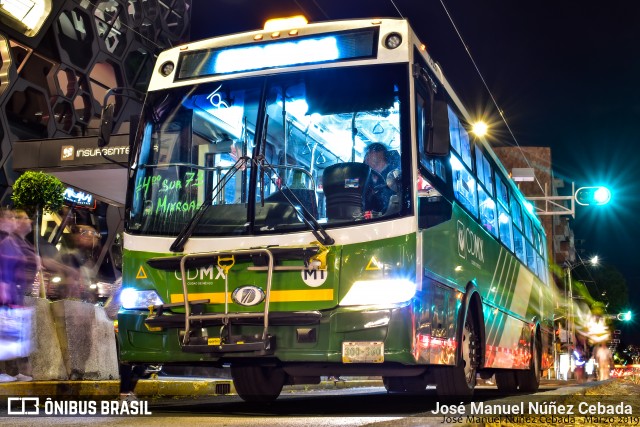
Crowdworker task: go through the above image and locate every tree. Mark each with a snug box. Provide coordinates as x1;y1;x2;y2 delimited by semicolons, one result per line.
573;263;629;314
11;171;65;298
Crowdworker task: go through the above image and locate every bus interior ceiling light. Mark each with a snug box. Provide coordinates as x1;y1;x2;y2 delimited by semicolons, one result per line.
263;15;308;31
340;279;417;306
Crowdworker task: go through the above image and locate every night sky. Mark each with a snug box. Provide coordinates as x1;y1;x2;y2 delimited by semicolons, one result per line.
192;1;640;320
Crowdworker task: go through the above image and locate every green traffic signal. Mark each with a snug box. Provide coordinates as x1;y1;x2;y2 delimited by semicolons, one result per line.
617;311;632;321
574;186;612;206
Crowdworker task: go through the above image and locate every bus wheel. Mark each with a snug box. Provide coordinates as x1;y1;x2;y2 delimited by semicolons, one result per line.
435;316;479;396
495;371;518;392
231;365;286;402
517;333;541;392
382;376;405;392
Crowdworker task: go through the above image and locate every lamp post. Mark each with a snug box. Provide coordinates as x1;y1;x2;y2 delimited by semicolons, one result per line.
564;255;599;353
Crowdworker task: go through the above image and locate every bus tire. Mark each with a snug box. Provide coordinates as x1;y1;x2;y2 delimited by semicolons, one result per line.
382;376;405;392
231;365;286;402
516;330;541;392
435;314;479;397
495;371;518;392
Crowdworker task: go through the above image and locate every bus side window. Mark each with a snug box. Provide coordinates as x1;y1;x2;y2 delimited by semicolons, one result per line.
478;185;497;237
513;228;525;262
451;155;478;218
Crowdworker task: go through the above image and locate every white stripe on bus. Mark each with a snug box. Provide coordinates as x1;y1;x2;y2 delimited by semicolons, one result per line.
124;217;416;253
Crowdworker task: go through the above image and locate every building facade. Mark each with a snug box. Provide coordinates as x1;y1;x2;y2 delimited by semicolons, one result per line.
0;0;191;290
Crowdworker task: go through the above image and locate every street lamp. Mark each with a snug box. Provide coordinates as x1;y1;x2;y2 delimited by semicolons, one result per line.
471;120;488;137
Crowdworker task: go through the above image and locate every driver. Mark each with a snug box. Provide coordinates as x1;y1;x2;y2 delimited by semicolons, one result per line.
364;143;394;181
363;143;398;213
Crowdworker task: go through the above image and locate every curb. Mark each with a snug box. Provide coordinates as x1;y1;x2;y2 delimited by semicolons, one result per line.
0;379;234;398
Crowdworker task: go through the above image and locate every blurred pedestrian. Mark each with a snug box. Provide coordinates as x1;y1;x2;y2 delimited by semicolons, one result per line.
595;343;613;380
57;224;101;301
0;208;33;382
572;345;586;383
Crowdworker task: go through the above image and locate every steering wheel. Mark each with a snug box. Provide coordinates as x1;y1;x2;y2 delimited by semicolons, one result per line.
370;169;386;189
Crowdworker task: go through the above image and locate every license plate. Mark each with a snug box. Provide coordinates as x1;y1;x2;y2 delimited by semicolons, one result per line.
342;341;384;363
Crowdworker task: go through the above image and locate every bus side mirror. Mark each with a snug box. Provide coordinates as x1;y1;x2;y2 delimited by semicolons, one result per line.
426;98;450;156
98;103;115;147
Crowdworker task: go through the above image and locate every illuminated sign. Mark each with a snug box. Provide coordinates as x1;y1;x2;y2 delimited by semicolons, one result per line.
177;28;377;80
63;187;95;208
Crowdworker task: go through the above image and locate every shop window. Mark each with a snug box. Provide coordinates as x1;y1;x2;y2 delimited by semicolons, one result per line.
6;86;50;139
138;18;156;42
18;49;55;91
53;100;74;132
73;91;91;125
126;0;142;27
89;60;122;112
159;0;188;40
57;8;94;70
55;67;78;98
94;0;128;57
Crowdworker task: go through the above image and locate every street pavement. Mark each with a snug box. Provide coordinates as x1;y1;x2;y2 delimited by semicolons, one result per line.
0;376;580;398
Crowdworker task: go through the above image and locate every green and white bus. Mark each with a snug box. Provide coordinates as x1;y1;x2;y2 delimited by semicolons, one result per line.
117;16;554;401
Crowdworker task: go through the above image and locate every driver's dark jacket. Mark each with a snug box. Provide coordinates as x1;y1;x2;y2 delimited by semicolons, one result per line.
366;164;396;213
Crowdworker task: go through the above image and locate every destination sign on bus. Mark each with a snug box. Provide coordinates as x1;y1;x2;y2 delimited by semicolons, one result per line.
177;28;378;80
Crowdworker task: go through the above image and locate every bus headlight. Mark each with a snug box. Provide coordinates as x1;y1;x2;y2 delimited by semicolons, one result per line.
340;279;416;306
120;288;164;309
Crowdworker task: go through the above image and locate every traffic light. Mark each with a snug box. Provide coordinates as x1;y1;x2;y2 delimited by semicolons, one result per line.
617;311;632;321
574;186;611;206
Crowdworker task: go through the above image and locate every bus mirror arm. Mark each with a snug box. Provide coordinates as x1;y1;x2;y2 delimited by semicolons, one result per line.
97;103;114;148
97;87;146;148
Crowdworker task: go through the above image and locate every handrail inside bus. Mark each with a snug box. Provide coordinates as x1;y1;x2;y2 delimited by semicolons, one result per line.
168;156;334;253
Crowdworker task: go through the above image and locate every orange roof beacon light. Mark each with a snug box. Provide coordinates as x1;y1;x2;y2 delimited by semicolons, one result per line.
264;15;308;32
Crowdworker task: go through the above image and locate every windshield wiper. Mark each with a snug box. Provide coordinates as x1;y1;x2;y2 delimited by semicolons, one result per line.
170;156;249;253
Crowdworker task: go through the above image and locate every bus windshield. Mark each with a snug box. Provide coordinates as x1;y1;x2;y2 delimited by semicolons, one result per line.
127;63;409;237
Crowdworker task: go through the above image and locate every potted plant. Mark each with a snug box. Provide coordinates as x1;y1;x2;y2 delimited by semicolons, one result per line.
11;171;65;298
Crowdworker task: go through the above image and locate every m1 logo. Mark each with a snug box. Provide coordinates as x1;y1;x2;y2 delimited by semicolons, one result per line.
301;268;327;287
457;220;484;264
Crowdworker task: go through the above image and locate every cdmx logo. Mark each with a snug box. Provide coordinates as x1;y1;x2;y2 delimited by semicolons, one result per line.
457;220;484;263
7;397;40;415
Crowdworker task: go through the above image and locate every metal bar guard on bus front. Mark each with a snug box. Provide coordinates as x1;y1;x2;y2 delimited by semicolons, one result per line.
178;248;275;353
